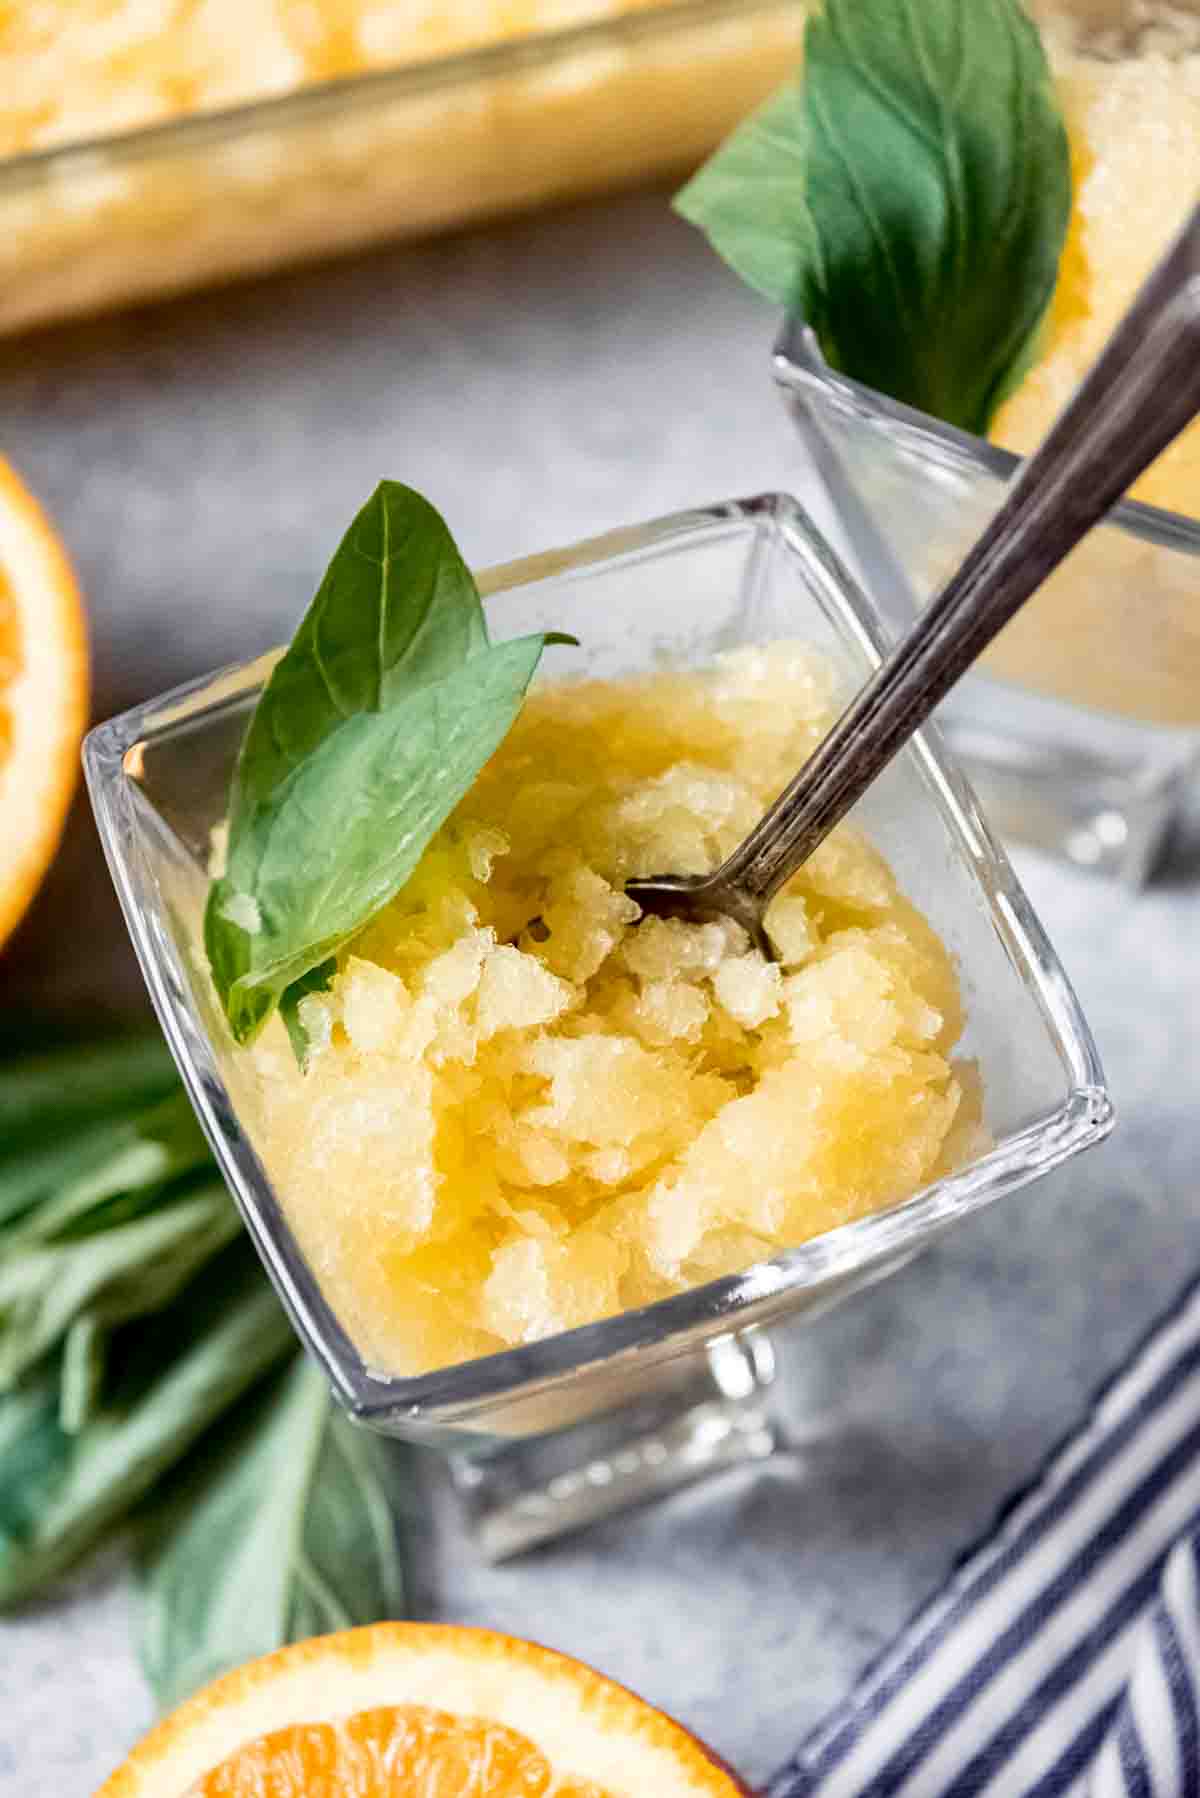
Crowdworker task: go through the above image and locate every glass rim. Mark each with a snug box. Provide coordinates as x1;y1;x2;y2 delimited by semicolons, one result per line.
84;491;1112;1427
0;0;793;190
773;322;1200;559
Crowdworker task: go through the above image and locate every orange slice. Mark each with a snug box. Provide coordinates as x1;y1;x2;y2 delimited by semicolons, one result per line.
97;1624;750;1797
0;454;88;949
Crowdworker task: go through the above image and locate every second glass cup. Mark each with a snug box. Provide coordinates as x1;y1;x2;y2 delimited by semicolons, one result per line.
84;492;1112;1558
774;325;1200;885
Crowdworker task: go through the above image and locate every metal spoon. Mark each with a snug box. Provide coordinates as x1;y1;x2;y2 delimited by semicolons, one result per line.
627;202;1200;957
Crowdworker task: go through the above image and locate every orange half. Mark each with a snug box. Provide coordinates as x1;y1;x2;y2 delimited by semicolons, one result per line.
97;1624;750;1797
0;455;88;950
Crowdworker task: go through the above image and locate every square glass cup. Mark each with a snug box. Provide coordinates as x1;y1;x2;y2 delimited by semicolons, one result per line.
774;325;1200;884
84;493;1112;1558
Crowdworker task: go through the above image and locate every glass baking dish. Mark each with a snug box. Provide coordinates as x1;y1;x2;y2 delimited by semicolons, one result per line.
84;491;1111;1558
0;0;801;338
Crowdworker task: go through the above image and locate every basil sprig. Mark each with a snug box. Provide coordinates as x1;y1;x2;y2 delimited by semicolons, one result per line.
0;1037;411;1705
138;1356;410;1712
206;481;573;1047
0;1244;294;1608
676;0;1072;436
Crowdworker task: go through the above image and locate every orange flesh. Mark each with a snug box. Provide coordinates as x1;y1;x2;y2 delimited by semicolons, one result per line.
98;1623;749;1796
185;1702;614;1796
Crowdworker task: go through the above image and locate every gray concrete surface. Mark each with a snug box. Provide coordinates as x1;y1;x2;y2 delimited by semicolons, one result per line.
1;187;1197;1793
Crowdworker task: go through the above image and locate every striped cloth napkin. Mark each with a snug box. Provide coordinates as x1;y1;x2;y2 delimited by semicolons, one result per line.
771;1273;1200;1798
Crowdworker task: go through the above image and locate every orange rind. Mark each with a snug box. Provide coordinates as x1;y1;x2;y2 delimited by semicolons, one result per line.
97;1622;750;1797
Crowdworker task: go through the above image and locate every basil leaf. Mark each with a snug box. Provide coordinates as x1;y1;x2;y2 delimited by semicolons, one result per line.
0;1243;292;1607
207;482;576;1045
280;959;336;1069
229;482;489;821
208;629;559;1043
675;0;1071;434
0;1036;176;1160
0;1181;241;1389
138;1356;410;1710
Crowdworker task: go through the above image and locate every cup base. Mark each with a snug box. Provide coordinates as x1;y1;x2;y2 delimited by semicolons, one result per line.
448;1333;778;1560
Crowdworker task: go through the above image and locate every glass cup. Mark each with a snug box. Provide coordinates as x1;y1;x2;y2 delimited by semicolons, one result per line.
773;325;1200;884
84;493;1112;1558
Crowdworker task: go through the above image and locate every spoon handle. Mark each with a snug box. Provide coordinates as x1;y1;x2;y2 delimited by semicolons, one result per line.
721;202;1200;909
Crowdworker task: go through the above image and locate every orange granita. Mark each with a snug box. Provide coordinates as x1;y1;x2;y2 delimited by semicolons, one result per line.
243;644;978;1377
971;6;1200;723
996;5;1200;517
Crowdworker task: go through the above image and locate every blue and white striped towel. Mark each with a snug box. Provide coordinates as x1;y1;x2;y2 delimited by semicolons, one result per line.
772;1274;1200;1797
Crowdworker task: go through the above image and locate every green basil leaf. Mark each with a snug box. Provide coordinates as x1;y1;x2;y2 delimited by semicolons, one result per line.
207;483;576;1045
138;1355;410;1710
675;0;1071;435
208;629;557;1043
0;1036;176;1161
0;1181;242;1389
280;959;337;1070
0;1243;292;1607
229;482;489;822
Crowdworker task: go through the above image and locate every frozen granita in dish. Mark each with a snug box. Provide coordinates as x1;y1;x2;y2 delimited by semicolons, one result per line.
0;0;714;155
0;1;802;336
209;487;980;1378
